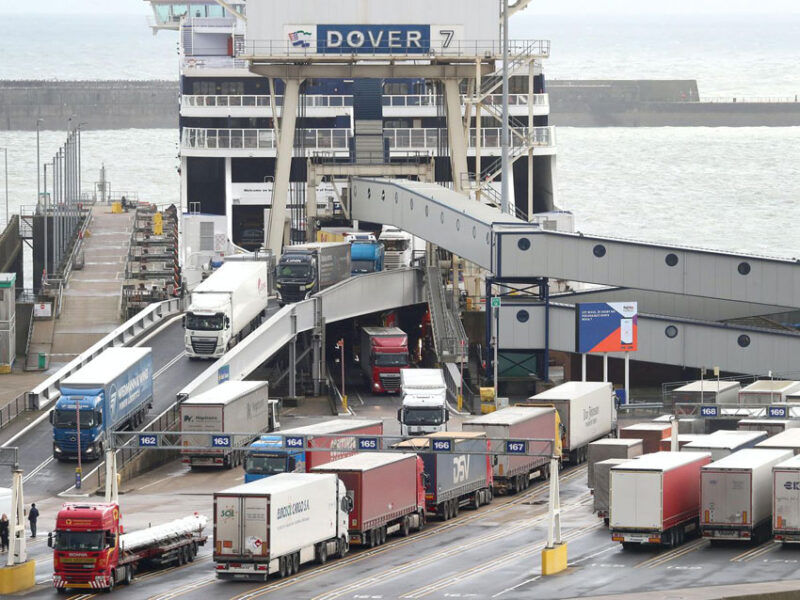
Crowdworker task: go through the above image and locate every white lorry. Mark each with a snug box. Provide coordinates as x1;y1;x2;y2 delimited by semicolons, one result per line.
213;473;351;581
180;381;278;469
398;368;449;436
527;381;615;464
184;260;270;359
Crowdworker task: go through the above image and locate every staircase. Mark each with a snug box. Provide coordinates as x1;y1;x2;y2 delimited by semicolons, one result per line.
476;41;541;102
425;266;468;363
352;79;385;164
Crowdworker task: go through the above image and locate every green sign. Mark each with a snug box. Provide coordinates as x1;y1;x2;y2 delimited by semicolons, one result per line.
491;297;501;308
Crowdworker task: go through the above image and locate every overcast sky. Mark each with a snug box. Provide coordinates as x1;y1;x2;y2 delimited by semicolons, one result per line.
11;0;800;15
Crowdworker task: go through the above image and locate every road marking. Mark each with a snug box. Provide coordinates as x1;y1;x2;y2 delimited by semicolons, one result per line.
568;544;619;566
154;352;185;380
1;410;51;448
23;455;54;483
356;391;364;405
635;537;709;569
491;575;542;598
731;540;776;562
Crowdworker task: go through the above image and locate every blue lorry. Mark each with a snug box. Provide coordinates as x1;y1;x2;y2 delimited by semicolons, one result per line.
50;347;154;461
350;240;384;274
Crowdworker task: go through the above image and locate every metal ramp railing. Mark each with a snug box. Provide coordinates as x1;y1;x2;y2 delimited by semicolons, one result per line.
424;266;468;363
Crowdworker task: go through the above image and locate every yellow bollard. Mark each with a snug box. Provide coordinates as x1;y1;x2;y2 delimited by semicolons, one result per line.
541;542;568;575
342;395;348;413
0;561;36;593
457;393;463;412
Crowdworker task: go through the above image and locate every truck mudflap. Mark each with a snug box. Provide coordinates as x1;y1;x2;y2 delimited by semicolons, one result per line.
215;561;271;581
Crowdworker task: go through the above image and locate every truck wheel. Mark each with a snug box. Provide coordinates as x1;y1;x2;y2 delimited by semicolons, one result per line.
292;552;300;574
105;570;115;593
123;565;133;586
380;526;387;545
338;536;348;558
317;542;328;564
279;556;287;578
400;516;410;537
439;503;448;521
471;491;481;509
177;547;185;565
452;499;460;517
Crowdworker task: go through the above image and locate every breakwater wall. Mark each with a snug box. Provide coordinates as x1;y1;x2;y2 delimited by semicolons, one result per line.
1;79;798;130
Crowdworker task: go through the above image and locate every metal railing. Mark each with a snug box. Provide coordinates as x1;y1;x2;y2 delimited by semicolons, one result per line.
424;266;468;363
241;38;550;59
443;362;480;414
698;96;799;104
0;394;28;431
181;56;249;70
26;297;183;410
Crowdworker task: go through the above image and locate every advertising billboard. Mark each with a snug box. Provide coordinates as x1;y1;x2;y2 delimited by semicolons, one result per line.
575;302;638;354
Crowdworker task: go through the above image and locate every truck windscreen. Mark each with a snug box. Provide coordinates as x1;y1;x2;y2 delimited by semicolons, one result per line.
245;454;289;475
375;353;409;366
351;260;375;273
383;239;410;252
55;531;105;551
54;409;100;428
403;407;445;426
278;264;311;279
186;313;224;331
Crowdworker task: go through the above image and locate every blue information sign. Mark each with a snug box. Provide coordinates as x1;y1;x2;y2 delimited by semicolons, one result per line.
211;435;231;448
699;405;719;418
358;437;379;451
505;440;527;455
217;365;230;384
284;436;305;449
769;405;788;418
138;434;158;447
431;439;452;452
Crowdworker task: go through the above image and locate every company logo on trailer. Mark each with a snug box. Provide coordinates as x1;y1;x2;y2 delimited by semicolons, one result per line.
785;481;800;491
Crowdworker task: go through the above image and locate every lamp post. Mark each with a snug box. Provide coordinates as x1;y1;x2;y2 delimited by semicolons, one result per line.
500;0;511;216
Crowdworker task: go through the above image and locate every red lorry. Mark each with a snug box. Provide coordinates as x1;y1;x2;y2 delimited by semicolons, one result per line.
360;326;409;393
49;502;207;592
313;452;427;547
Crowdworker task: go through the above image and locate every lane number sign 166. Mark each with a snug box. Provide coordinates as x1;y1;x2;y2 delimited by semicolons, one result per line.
432;439;452;452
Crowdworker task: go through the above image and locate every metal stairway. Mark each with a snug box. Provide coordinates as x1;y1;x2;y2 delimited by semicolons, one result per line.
424;266;468;363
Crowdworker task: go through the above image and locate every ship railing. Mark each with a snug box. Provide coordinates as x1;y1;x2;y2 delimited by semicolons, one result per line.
181;56;249;70
698;96;799;103
241;39;550;60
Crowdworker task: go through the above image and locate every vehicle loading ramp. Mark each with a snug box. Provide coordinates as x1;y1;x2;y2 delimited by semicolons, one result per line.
349;178;800;309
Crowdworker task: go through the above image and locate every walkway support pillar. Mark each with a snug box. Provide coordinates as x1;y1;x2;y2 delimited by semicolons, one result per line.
442;79;469;195
541;455;567;575
266;78;303;257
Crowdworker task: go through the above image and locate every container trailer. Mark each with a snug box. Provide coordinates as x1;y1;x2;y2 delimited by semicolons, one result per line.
312;453;426;547
587;438;643;488
683;430;769;461
739;418;799;437
50;503;207;592
738;380;800;405
773;455;800;543
756;429;800;455
213;473;351;581
610;451;712;548
619;423;672;455
180;381;278;469
527;381;615;463
462;406;559;494
672;380;741;405
275;242;350;304
51;347;153;460
659;434;709;451
594;458;631;523
184;260;270;358
394;432;493;520
700;448;792;542
244;418;383;482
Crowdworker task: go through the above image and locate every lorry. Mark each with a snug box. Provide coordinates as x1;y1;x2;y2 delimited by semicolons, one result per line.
739;418;799;437
587;438;643;488
312;453;426;547
244;418;383;483
594;458;631;523
682;429;769;460
394;432;494;520
398;368;449;436
527;381;615;464
462;406;559;495
51;347;153;461
772;455;800;543
360;326;409;393
756;428;800;455
378;226;414;269
738;380;800;405
275;242;350;304
50;502;207;592
184;260;270;358
700;448;792;542
672;380;741;405
610;451;712;548
619;423;673;454
350;240;385;274
180;381;278;469
213;473;351;581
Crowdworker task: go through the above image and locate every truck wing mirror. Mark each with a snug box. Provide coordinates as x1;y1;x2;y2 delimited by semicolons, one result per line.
48;410;54;425
47;532;53;548
182;315;186;327
445;411;450;422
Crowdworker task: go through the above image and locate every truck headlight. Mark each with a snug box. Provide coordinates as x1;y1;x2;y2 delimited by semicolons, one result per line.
85;446;94;454
54;445;62;454
275;282;282;288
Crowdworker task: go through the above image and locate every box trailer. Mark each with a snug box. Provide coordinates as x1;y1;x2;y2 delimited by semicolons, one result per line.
275;242;351;304
739;418;799;437
185;260;270;358
739;380;800;405
587;438;643;488
773;455;800;543
594;458;631;523
527;381;615;463
683;430;769;460
180;381;277;469
610;451;712;548
620;423;672;455
700;448;792;542
659;434;709;452
394;432;493;520
756;429;800;455
462;406;558;494
213;473;350;581
312;453;425;547
672;380;741;405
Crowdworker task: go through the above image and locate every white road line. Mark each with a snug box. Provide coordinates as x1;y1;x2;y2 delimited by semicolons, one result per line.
2;410;51;448
23;456;54;483
356;391;365;405
569;544;619;565
154;352;184;380
492;575;542;598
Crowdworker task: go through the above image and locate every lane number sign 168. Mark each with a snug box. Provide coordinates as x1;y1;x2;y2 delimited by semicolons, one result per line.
700;406;718;417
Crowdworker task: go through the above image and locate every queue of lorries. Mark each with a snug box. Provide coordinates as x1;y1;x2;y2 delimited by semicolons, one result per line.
49;380;617;591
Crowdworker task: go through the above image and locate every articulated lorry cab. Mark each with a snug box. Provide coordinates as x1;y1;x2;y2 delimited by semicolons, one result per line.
360;327;409;393
244;418;383;483
50;502;207;592
184;259;270;359
51;348;153;461
350;240;384;274
275;242;350;304
213;473;351;581
398;368;449;436
395;432;493;521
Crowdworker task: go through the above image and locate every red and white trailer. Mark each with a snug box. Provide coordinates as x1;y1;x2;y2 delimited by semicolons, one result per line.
610;451;712;548
313;452;426;547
